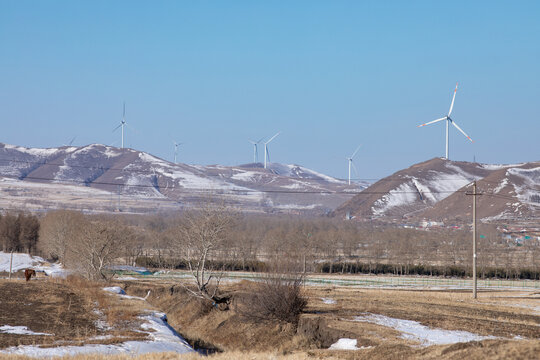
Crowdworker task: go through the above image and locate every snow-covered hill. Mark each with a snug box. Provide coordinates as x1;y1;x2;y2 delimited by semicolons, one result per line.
0;143;366;214
334;158;540;221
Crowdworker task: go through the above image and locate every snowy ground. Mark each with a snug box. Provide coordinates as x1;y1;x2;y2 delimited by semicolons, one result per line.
1;285;194;357
354;313;495;346
0;252;66;277
329;338;371;350
1;312;193;357
0;326;52;336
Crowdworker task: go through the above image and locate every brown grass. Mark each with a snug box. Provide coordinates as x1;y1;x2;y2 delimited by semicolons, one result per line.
1;340;540;359
2;276;539;359
0;276;155;350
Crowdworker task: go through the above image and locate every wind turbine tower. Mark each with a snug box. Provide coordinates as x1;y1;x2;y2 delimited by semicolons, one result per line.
113;102;127;149
417;83;473;160
346;145;361;185
174;141;182;164
263;132;281;169
248;137;264;163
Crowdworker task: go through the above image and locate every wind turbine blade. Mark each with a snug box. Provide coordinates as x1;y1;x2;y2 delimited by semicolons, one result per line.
123;102;126;118
266;147;270;162
351;161;360;178
265;131;281;144
256;137;265;143
68;136;76;146
417;117;446;127
451;120;473;142
448;82;458;116
112;123;122;132
350;144;361;159
248;139;257;144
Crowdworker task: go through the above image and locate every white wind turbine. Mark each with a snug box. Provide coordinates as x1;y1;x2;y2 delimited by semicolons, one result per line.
346;145;361;185
263;132;280;169
418;83;473;160
174;141;183;164
248;137;264;163
113;102;127;149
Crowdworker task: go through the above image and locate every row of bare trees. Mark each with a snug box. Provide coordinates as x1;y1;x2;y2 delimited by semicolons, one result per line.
0;212;39;253
22;206;539;280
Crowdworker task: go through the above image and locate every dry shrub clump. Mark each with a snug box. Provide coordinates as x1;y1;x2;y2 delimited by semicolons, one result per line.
237;260;307;325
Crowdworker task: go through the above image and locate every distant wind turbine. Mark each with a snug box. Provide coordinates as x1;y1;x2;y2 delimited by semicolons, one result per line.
63;136;76;147
346;145;361;185
113;102;127;148
174;141;183;164
417;83;473;160
248;137;264;163
263;132;281;169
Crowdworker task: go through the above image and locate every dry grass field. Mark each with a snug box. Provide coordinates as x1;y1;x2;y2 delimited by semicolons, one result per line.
0;277;153;350
0;277;539;359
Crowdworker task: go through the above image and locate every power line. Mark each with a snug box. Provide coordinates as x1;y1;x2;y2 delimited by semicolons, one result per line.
4;156;536;184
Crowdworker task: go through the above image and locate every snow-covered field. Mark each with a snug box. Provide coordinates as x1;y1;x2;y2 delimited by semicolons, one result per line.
0;252;65;277
354;313;494;346
1;312;193;357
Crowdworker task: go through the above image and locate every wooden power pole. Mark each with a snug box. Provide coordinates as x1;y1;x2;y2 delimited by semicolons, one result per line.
466;181;482;299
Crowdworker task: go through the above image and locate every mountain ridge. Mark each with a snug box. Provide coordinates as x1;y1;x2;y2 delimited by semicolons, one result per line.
0;142;366;214
334;157;540;222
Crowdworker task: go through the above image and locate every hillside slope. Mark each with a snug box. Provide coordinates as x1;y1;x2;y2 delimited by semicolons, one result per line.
334;158;540;221
0;143;366;214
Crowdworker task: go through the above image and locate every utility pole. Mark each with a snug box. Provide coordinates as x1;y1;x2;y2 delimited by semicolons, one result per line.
466;181;482;299
9;250;13;280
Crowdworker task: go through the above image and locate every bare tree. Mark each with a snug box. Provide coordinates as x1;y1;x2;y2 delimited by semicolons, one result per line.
174;202;238;307
39;210;84;262
0;213;20;252
68;218;128;281
18;213;40;254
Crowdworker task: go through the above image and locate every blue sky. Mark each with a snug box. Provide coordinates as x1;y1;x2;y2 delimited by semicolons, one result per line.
1;1;538;180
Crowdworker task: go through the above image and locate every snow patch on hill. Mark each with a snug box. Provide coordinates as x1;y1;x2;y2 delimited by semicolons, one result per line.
372;182;417;216
3;144;60;157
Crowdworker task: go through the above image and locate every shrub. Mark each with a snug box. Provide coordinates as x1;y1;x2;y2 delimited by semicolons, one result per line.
237;262;307;325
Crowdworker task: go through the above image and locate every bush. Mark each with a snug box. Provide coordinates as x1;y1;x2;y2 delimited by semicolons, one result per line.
237;265;307;325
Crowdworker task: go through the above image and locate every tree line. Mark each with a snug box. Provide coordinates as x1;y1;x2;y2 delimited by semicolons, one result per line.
0;212;40;253
2;207;538;280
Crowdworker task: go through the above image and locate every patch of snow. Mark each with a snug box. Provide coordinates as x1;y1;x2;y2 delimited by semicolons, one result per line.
372;182;417;216
271;164;345;184
507;167;540;206
481;163;524;170
321;298;336;304
274;203;319;210
3;144;60;157
0;177;113;196
0;326;52;336
103;286;126;295
281;181;310;190
329;338;370;350
1;312;193;357
494;178;509;193
354;313;494;346
103;147;121;158
231;171;259;182
0;252;67;277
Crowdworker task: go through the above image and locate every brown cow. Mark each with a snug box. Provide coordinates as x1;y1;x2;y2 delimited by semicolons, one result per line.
24;269;36;282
